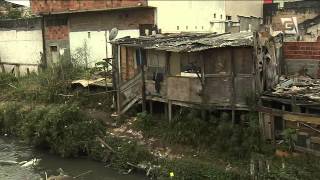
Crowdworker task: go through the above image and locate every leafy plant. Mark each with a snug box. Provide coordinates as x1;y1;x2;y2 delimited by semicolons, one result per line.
282;128;297;152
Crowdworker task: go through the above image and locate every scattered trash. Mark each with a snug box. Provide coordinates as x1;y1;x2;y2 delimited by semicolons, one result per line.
225;163;232;171
46;168;92;180
0;160;18;166
169;171;174;178
270;75;320;102
20;158;41;167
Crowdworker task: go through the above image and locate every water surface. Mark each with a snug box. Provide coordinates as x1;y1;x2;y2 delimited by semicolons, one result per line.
0;137;146;180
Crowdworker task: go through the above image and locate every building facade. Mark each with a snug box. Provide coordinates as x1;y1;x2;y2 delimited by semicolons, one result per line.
149;0;263;34
30;0;155;68
28;0;264;68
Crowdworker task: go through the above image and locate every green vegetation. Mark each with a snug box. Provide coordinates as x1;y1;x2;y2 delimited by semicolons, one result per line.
134;110;320;179
0;102;104;157
1;57;320;179
135;110;270;159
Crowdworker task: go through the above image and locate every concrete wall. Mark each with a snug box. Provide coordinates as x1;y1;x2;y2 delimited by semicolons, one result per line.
225;0;263;22
68;9;151;67
149;0;263;33
70;29;140;67
30;0;147;15
148;0;225;33
271;9;319;32
68;8;154;31
265;1;320;41
239;16;262;32
0;30;42;74
0;18;43;75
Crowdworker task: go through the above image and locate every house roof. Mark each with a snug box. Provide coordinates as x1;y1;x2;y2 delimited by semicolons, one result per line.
112;32;254;52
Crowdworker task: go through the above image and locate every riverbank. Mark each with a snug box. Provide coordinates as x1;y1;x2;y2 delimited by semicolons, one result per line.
1;69;320;179
0;101;245;179
0;136;147;179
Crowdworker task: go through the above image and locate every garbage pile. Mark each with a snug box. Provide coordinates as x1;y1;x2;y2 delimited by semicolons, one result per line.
271;75;320;102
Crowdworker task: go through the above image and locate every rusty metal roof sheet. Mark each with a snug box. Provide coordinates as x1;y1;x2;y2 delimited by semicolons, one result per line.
112;32;254;52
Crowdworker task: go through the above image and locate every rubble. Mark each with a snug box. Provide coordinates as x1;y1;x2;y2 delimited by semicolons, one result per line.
270;75;320;102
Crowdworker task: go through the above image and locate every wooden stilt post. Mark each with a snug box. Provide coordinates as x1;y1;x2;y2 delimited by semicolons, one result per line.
168;100;172;122
149;101;153;114
232;110;235;124
164;102;168;119
140;49;146;112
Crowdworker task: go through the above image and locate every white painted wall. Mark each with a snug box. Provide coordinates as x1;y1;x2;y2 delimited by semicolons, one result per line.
0;29;42;75
70;31;107;67
148;0;225;33
70;29;140;68
149;0;264;34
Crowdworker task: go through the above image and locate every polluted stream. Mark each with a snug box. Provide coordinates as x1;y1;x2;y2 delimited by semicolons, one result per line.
0;137;147;180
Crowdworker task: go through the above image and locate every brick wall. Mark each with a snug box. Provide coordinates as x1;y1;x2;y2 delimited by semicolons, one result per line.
45;25;69;40
284;42;320;60
30;0;147;15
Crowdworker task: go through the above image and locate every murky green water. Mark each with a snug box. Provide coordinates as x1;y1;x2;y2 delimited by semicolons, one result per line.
0;137;146;180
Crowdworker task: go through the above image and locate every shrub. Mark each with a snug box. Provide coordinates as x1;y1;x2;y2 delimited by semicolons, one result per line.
159;158;246;180
0;102;24;135
135;109;266;159
0;73;17;89
0;102;105;157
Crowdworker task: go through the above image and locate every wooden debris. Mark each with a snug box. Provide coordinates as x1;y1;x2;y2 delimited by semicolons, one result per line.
96;137;115;153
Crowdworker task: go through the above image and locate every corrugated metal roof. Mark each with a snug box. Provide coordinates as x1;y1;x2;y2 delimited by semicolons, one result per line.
112;32;254;52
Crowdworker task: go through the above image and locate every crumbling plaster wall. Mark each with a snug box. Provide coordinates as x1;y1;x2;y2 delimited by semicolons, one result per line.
271;9;319;35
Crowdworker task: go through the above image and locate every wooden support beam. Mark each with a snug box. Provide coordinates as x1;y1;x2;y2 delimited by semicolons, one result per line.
164;102;168;119
168;100;172;122
0;64;4;73
232;110;235;124
283;113;320;125
231;48;236;124
139;49;146;112
149;100;153;114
